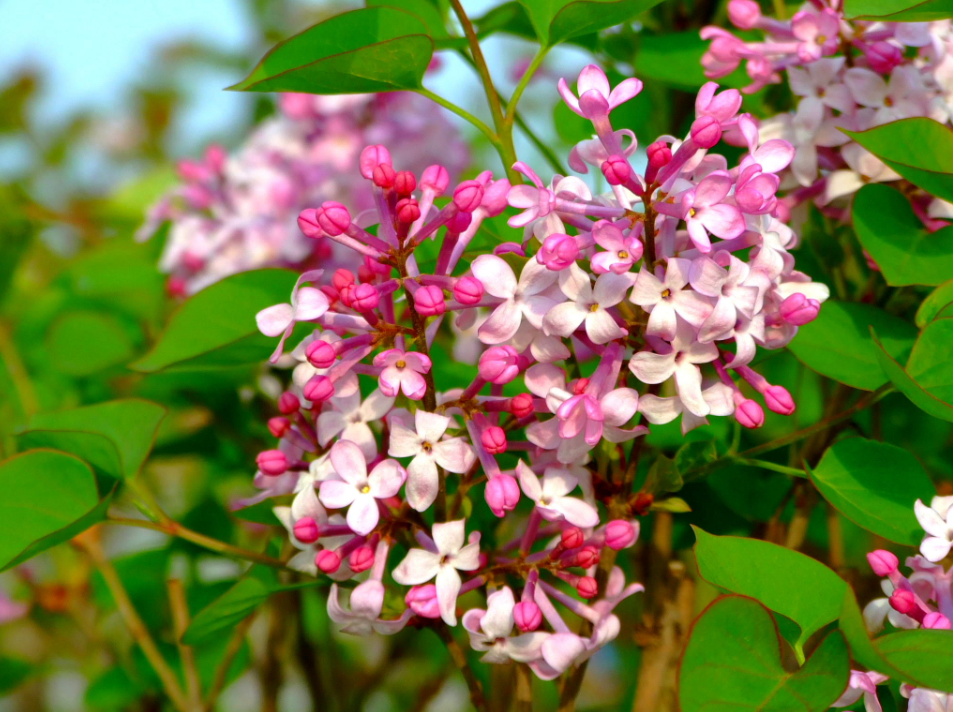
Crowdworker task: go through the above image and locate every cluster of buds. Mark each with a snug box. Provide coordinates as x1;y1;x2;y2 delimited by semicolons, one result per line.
702;0;953;225
138;92;469;294
247;64;824;677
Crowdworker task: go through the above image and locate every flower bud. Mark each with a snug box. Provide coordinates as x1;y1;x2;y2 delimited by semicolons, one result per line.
577;576;598;599
268;417;291;438
780;293;821;326
348;545;375;573
294;517;320;544
394;170;417;196
405;584;441;618
924;612;952;630
764;386;795;415
448;211;473;234
420;164;450;195
647;141;673;170
453;180;484;213
479;345;521;384
278;391;300;414
351;283;381;313
601;155;631;186
414;285;446;317
867;550;899;578
728;0;761;29
482;179;512;216
510;393;535;419
865;41;903;74
513;601;542;632
561;527;584;550
316;549;341;574
315;201;351;236
364;256;391;277
332;269;355;292
481;426;508;455
360;145;392;179
889;589;918;616
573;545;601;568
298;208;326;239
691;115;723;149
306;340;337;369
396;197;421;224
303;375;335;403
606;520;638;550
453;276;484;305
538;233;579;271
735;399;765;429
485;474;520;517
257;449;287;476
372;162;396;189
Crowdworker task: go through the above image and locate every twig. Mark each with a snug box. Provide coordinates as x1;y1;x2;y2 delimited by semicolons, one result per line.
204;612;257;712
515;664;533;712
167;579;201;710
433;623;487;711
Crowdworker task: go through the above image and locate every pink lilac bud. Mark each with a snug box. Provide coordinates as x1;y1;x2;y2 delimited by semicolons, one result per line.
405;584;441;618
298;209;325;239
394;170;417;196
315;201;351;236
647;141;672;170
320;284;340;307
351;283;381;313
924;612;952;630
278;392;300;414
865;41;903;74
479;345;521;384
736;399;765;429
453;180;484;213
257;450;287;476
414;285;446;317
577;577;599;599
395;197;421;224
421;164;450;195
691;115;723;149
728;0;761;29
485;474;520;516
306;340;337;369
764;386;795;415
304;375;335;403
780;293;821;326
360;145;392;179
867;550;899;578
513;600;543;632
294;517;320;544
449;210;473;234
511;393;535;419
482;426;508;455
268;417;291;438
373;163;396;189
573;546;601;568
889;589;918;616
333;269;355;292
562;527;584;550
349;545;375;573
601;155;631;186
339;285;358;310
538;233;579;271
606;520;638;550
453;276;484;305
316;549;341;574
365;256;391;278
482;179;512;216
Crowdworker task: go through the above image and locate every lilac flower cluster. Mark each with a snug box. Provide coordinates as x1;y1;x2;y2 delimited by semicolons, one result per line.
138;93;469;295
702;1;953;225
247;65;826;677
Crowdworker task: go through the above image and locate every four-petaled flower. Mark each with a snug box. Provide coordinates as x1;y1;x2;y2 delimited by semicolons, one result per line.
463;587;548;663
543;264;633;344
516;462;599;527
256;269;329;360
472;254;559;344
915;496;953;562
374;348;432;400
328;579;413;635
318;440;405;535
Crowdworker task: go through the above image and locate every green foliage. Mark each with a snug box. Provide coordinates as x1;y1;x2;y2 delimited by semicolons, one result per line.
678;595;850;711
873;324;953;422
844;0;953;21
917;280;953;327
518;0;663;45
0;657;34;695
875;630;953;693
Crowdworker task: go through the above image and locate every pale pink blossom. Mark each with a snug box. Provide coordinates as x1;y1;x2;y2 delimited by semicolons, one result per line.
319;441;405;535
590;220;643;274
543;264;633;344
462;587;549;663
832;671;889;712
557;64;643;121
516;462;600;527
373;348;432;400
631;259;713;340
915;496;953;562
473;254;559;344
328;579;413;635
256;270;329;360
317;389;395;459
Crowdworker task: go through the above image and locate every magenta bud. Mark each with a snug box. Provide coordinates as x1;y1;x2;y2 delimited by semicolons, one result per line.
314;201;351;236
332;269;355;291
561;527;584;550
395;197;421;224
728;0;761;29
303;375;335;403
360;145;392;179
510;393;535;419
298;209;325;239
257;449;288;476
351;283;381;313
365;256;391;277
606;520;638;550
421;164;450;195
294;517;320;544
691;115;723;149
537;233;579;271
482;179;511;216
889;589;918;616
453;180;484;213
764;386;795;415
573;545;601;568
577;576;598;599
394;170;417;196
647;141;673;170
278;391;300;415
780;293;821;326
924;612;952;630
268;416;291;438
479;345;521;384
373;162;396;189
348;545;375;573
481;426;508;455
735;399;765;429
453;276;484;305
405;584;441;618
865;41;903;74
601;155;631;186
316;549;341;574
485;474;520;517
513;601;542;632
867;550;899;577
414;285;446;317
306;340;337;369
448;210;473;234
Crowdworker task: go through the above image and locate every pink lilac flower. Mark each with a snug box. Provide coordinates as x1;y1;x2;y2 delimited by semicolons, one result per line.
374;349;432;400
516;462;599;527
630;259;713;341
542;265;633;344
256;270;329;360
317;388;395;459
915;496;953;562
318;440;405;535
462;587;549;663
472;254;559;344
832;671;889;712
328;579;413;635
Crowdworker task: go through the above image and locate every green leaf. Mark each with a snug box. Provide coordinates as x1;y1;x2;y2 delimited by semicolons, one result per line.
875;630;953;693
0;450;112;571
366;0;451;40
675;440;719;481
230;8;433;94
873;326;953;422
846;119;953;202
45;310;137;376
787;300;917;390
907;318;953;404
518;0;662;45
809;437;935;545
18;399;166;480
0;657;34;694
475;2;537;40
132;269;298;373
693;527;847;645
633;32;746;90
853;183;953;287
678;595;850;712
844;0;953;21
644;453;682;493
916;279;953;328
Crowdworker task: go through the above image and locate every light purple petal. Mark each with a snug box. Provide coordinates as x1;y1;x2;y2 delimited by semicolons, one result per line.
319;479;358;510
436;566;463;626
368;459;405;498
393;549;441;585
256;304;293;337
346;493;380;535
330;440;367;486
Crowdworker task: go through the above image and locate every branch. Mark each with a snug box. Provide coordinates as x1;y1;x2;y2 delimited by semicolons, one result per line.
433;623;487;712
168;579;201;709
204;612;256;712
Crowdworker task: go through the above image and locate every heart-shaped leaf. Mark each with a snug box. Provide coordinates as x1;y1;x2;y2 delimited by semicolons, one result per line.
18;399;166;480
873;326;953;422
230;7;433;94
875;630;953;693
844;0;953;22
916;280;953;328
678;595;850;711
132;269;298;373
809;437;935;545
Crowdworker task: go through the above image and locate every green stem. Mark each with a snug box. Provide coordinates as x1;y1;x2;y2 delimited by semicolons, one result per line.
731;458;807;478
0;320;39;418
504;48;549;131
415;88;499;148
